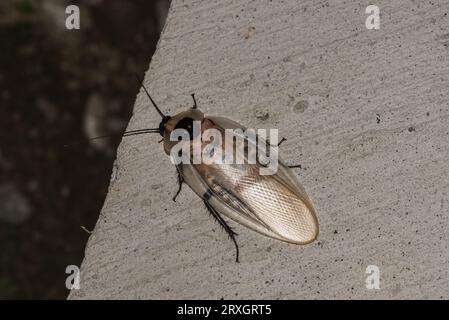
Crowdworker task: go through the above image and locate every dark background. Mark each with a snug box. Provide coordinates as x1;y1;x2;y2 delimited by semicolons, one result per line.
0;0;170;299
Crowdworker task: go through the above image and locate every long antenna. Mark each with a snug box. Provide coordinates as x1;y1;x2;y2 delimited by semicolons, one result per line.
135;74;165;118
122;128;160;137
63;128;160;148
88;128;160;141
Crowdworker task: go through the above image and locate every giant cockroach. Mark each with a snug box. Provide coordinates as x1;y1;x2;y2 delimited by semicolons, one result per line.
93;80;319;262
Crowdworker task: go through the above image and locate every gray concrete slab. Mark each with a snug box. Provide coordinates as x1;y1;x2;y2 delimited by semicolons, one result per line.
69;0;449;299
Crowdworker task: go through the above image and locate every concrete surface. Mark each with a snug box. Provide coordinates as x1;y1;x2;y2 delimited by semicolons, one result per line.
69;0;449;299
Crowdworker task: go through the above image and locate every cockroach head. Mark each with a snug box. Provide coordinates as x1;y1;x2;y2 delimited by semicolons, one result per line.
161;108;204;155
158;93;203;137
162;108;204;137
136;77;205;141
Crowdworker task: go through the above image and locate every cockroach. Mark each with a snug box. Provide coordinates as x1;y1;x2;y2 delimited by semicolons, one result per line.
92;80;319;262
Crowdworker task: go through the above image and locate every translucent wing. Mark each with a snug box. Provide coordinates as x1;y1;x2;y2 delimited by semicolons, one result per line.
178;116;319;244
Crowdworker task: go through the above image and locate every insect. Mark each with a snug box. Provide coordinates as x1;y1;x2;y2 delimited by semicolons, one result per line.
106;81;319;262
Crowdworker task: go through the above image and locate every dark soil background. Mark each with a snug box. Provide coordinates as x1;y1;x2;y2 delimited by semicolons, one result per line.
0;0;170;299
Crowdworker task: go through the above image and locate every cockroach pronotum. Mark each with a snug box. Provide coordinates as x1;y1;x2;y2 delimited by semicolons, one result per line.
91;79;319;262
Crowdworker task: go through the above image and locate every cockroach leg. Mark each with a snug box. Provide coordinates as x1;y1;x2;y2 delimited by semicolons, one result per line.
203;197;240;263
172;168;184;202
277;137;287;147
268;137;287;147
191;93;198;109
288;164;302;169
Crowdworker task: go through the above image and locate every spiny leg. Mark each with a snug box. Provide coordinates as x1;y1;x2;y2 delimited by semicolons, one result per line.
268;136;287;147
277;137;287;146
203;198;239;263
172;168;184;202
276;137;301;168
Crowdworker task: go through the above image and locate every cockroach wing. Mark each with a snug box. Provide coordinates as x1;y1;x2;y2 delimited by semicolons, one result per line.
178;116;319;244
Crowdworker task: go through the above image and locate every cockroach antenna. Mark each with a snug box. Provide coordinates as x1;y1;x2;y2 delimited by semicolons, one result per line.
135;74;166;119
87;128;161;142
63;128;161;148
64;75;167;147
